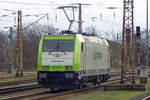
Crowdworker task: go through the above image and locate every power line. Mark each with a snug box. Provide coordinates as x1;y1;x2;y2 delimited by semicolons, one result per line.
23;13;46;17
0;8;17;12
0;13;16;17
0;0;56;6
0;12;47;18
0;8;57;29
24;14;48;29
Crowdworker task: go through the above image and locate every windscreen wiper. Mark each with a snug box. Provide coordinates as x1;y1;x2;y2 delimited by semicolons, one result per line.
48;40;66;55
57;41;66;55
48;46;57;54
59;45;66;55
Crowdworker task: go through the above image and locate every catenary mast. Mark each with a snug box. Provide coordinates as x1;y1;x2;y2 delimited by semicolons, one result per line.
121;0;135;84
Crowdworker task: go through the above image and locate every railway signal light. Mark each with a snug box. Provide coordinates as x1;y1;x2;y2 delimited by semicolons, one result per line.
136;26;141;37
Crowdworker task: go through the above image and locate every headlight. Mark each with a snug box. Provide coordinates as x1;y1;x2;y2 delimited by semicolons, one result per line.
65;73;74;78
39;73;47;79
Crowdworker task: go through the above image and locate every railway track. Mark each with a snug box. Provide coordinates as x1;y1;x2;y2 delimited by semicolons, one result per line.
32;79;123;100
0;84;41;94
0;71;123;88
0;74;36;80
0;73;121;94
33;76;140;100
0;85;49;100
142;96;150;100
0;76;135;100
0;71;141;100
0;78;37;87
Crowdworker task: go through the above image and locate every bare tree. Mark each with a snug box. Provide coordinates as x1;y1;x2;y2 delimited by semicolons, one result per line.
22;24;60;69
85;26;99;37
0;24;60;71
0;30;9;71
140;29;150;65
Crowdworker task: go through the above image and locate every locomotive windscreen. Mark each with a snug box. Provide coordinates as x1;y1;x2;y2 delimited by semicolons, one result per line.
42;40;74;52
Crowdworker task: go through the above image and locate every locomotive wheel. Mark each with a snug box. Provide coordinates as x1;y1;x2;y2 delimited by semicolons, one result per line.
83;81;87;88
93;80;97;86
74;84;81;89
51;88;59;92
97;78;100;85
73;81;80;89
93;77;97;86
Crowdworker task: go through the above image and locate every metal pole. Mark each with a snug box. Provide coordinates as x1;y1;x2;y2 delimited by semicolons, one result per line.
146;0;149;66
117;33;119;67
121;0;135;84
78;4;82;34
131;0;135;84
120;0;126;84
15;10;23;77
8;27;13;73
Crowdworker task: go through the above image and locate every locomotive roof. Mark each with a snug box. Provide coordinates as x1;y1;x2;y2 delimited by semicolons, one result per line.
77;34;109;46
43;34;109;46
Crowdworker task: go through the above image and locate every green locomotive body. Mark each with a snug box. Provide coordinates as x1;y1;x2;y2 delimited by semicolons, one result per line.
37;34;110;90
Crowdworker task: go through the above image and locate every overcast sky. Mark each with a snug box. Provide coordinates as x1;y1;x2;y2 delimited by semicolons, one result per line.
0;0;149;37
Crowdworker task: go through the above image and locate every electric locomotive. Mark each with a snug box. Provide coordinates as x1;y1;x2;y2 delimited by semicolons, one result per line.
37;34;110;90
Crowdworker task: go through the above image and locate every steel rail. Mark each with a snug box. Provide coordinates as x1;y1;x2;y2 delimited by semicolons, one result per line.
0;74;36;79
0;84;41;94
0;78;37;87
142;96;150;100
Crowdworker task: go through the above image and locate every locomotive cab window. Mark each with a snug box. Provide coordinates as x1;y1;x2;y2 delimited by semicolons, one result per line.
42;40;74;52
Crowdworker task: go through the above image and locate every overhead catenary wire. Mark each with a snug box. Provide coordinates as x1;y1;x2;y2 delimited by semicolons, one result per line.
0;0;57;6
24;14;48;29
22;13;46;17
0;12;47;18
0;7;57;29
23;8;57;29
0;14;16;17
0;8;17;12
0;1;123;32
0;13;50;28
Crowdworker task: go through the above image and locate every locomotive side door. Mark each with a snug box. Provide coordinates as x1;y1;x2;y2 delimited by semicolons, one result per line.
83;43;86;72
81;42;86;72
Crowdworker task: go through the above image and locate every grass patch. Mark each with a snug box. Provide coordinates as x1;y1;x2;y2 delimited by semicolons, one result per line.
65;91;145;100
65;78;150;100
